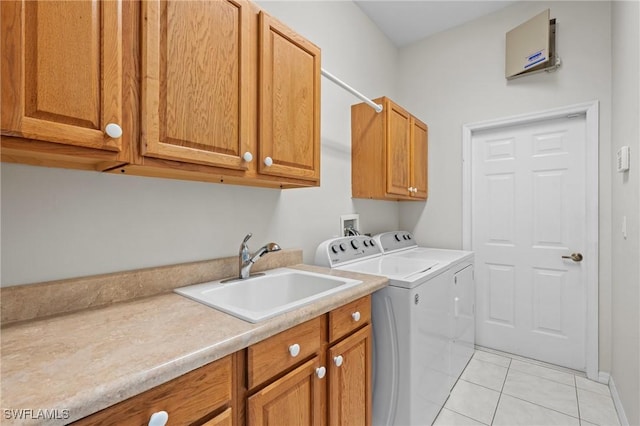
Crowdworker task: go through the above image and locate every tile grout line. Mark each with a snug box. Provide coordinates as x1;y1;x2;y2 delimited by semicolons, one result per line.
494;354;583;423
503;392;582;421
475;346;586;378
575;374;583;422
489;357;512;425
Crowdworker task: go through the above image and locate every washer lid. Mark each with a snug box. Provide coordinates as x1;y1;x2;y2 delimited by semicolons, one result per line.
336;256;439;282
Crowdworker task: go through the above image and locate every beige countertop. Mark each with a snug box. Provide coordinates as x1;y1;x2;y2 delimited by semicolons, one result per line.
0;264;387;425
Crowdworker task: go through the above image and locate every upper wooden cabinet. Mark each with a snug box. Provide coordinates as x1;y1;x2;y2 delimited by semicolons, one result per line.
141;0;251;171
258;12;321;182
134;2;320;186
2;0;321;188
410;116;428;199
1;0;127;168
351;97;428;201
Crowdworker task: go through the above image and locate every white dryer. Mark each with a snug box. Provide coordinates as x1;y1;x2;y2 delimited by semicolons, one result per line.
315;234;467;426
374;231;476;392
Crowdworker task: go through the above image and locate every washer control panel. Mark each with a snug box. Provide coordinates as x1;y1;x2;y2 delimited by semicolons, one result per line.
375;231;418;253
315;235;382;267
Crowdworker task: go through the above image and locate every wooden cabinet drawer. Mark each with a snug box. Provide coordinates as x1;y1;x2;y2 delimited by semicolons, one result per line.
247;316;322;389
329;295;371;343
73;355;232;426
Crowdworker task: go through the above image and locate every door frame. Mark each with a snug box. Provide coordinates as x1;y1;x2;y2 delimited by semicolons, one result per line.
461;101;599;380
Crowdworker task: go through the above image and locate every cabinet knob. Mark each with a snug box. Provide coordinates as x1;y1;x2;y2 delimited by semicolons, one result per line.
264;156;273;167
148;411;169;426
413;188;419;193
351;311;361;322
334;355;344;367
316;366;326;379
243;152;253;162
289;343;301;357
408;187;414;193
105;123;122;139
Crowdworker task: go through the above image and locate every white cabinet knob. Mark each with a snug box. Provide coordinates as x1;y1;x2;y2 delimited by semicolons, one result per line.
264;156;273;167
316;366;326;379
408;187;413;192
105;123;122;139
351;311;361;322
148;411;169;426
243;152;253;162
289;343;301;357
413;188;419;193
334;355;344;367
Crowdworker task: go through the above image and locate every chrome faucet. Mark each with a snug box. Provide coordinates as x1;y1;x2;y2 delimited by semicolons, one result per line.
239;233;281;279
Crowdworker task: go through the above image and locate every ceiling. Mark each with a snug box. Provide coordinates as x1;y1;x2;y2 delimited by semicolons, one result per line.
354;1;517;47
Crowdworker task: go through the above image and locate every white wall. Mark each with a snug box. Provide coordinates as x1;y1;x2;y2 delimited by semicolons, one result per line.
0;1;399;286
396;1;613;371
610;1;640;424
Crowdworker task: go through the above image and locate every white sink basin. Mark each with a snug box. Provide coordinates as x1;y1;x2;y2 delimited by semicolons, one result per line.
174;268;362;323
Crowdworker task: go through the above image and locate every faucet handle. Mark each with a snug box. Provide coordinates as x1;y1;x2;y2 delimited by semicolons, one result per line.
242;233;253;244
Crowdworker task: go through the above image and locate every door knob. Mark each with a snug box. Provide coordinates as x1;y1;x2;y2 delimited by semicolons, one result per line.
562;253;583;262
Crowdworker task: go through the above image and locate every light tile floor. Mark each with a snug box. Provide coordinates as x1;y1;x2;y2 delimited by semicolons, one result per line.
434;349;621;426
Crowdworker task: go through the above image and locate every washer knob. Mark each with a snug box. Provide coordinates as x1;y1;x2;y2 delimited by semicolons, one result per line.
339;243;347;252
395;234;402;242
331;245;339;254
370;239;376;246
351;239;360;249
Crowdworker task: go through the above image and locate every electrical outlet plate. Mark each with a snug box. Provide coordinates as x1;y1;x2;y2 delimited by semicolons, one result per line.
340;214;360;236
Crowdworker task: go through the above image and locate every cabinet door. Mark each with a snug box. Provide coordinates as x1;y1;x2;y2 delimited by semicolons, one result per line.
385;101;412;197
328;325;372;426
141;0;251;170
1;0;123;152
248;357;323;426
410;117;428;199
258;12;321;182
202;408;232;426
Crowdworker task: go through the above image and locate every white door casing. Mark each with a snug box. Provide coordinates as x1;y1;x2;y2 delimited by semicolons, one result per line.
462;102;599;379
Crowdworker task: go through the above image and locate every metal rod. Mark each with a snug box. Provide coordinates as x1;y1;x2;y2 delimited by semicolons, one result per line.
321;68;383;113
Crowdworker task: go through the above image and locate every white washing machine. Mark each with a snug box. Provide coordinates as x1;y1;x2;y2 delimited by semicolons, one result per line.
315;233;473;426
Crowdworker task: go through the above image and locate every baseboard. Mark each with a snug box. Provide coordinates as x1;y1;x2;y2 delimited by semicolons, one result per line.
609;375;630;426
599;371;611;384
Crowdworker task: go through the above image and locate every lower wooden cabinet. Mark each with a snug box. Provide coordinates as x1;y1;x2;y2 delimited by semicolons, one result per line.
74;296;372;425
246;295;372;426
328;325;372;426
247;357;324;426
73;355;233;426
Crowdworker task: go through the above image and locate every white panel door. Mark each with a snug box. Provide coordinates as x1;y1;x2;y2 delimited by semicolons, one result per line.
472;115;587;370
